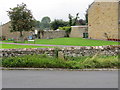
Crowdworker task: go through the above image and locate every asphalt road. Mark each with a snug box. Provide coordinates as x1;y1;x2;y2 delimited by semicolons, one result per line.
2;70;118;88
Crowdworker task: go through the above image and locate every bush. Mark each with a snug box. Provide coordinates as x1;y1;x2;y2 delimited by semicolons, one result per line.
50;19;68;30
2;54;119;69
59;26;71;37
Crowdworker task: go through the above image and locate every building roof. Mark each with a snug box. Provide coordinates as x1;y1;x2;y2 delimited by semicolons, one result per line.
71;26;88;28
95;0;120;2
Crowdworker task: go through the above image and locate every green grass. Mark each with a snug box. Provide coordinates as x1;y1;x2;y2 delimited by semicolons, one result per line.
1;54;119;69
0;44;55;49
2;38;119;46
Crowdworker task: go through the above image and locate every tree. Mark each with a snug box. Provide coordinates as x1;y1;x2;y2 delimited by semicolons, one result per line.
73;13;79;25
50;19;68;30
85;9;88;24
35;20;41;29
68;14;73;26
68;13;79;26
7;3;35;38
78;19;86;25
40;16;51;30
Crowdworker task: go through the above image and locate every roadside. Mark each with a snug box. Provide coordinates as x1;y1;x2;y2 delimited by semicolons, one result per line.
1;67;119;71
1;42;81;47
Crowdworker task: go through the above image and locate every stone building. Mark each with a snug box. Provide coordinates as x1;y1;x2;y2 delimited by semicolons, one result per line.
70;26;88;38
0;21;32;40
0;22;66;40
88;0;120;41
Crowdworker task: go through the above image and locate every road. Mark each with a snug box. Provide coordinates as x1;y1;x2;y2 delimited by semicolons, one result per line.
2;42;81;47
2;70;118;88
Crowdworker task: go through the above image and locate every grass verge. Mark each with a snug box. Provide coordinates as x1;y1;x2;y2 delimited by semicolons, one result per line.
1;54;119;69
2;37;119;46
0;44;55;49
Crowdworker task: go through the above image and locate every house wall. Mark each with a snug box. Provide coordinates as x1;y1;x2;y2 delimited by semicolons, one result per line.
88;1;119;40
1;22;66;40
118;1;120;40
1;22;32;40
70;26;88;38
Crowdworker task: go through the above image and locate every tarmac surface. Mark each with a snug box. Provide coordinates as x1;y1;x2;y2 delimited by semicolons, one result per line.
2;42;80;47
2;70;118;88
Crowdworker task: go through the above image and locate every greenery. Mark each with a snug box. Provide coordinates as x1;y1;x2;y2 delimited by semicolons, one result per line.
7;3;35;37
68;13;79;26
40;16;51;30
0;44;55;49
59;27;71;37
1;54;119;69
50;19;68;30
2;38;118;46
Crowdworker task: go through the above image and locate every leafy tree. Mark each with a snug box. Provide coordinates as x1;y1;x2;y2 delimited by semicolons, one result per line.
85;9;88;24
68;13;79;26
68;14;73;26
50;19;68;30
35;20;41;28
7;3;35;37
73;13;79;25
40;16;51;30
78;19;86;25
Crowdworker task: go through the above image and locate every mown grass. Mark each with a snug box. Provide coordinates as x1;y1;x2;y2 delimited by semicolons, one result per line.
0;44;55;49
2;37;119;46
1;54;119;69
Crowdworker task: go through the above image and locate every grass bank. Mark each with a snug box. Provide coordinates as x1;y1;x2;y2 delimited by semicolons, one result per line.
2;37;119;46
1;54;119;69
0;44;55;49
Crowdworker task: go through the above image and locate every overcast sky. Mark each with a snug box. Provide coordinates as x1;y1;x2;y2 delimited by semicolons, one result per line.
0;0;94;24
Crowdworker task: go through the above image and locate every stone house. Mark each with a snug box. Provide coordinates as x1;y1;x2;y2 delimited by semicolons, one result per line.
88;0;120;41
0;21;32;40
0;22;66;40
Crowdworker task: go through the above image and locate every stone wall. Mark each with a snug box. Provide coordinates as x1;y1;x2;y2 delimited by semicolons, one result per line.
88;1;120;40
0;22;66;40
40;30;66;39
0;45;119;58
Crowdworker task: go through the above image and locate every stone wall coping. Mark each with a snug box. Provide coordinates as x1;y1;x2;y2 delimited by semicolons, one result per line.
71;26;88;28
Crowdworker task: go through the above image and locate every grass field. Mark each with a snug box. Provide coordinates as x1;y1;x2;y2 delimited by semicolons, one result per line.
2;38;119;46
0;44;55;49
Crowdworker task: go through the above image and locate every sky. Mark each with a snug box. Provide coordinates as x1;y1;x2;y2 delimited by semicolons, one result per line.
0;0;94;24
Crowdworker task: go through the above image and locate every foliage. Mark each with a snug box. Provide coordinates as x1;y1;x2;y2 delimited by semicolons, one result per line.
40;16;51;30
68;13;79;26
59;26;71;37
2;54;119;69
7;3;35;37
50;19;68;30
82;55;119;68
34;20;41;28
85;12;88;24
78;19;86;25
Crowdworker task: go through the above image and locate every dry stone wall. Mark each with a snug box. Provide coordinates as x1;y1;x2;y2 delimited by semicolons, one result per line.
0;45;119;58
40;30;66;39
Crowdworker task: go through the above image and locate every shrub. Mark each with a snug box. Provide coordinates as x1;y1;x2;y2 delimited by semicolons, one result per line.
59;26;71;37
2;54;119;69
